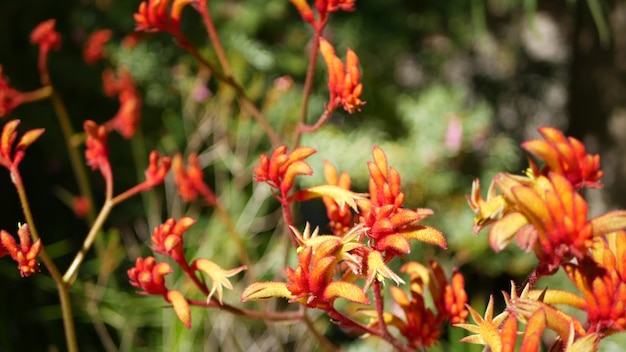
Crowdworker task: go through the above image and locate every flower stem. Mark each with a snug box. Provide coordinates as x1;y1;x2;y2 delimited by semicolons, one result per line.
63;199;114;284
187;298;302;322
48;89;97;224
292;26;324;148
10;167;79;352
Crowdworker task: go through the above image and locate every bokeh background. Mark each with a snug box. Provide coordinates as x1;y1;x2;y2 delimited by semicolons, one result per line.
1;0;626;351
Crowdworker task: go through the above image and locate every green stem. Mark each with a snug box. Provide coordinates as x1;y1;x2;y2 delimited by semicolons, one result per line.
48;89;97;224
63;199;114;284
10;167;79;352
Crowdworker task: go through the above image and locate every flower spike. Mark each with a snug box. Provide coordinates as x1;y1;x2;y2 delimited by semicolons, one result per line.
0;119;45;170
0;224;42;277
319;38;365;114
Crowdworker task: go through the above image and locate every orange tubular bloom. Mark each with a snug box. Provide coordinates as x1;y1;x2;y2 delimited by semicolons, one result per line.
371;261;467;349
322;161;355;236
144;151;172;187
83;120;111;179
102;68;142;139
0;120;45;170
128;256;172;295
286;240;368;310
253;146;316;198
357;147;446;257
134;0;195;34
522;126;603;189
565;231;626;334
83;29;112;65
173;153;217;206
0;224;41;277
319;38;364;114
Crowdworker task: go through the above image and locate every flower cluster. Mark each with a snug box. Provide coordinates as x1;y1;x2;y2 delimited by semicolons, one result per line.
0;224;41;277
460;127;626;351
243;146;465;349
319;38;364;114
128;218;246;328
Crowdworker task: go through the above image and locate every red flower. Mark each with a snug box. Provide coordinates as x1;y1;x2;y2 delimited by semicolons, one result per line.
0;119;45;170
83;29;112;65
324;0;356;13
0;66;26;118
134;0;195;34
144;151;172;187
150;217;196;264
102;68;142;139
128;256;172;295
72;196;90;219
0;224;42;277
253;146;316;198
30;19;62;84
319;38;364;114
127;256;191;328
83;120;111;179
172;153;216;205
522;127;603;189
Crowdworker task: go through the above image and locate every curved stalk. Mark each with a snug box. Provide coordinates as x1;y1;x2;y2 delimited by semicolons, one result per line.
292;25;325;148
11;167;78;352
49;89;97;224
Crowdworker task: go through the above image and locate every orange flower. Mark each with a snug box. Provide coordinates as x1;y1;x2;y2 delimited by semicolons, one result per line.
475;172;626;275
322;161;355;236
289;0;356;27
0;119;45;170
83;29;112;65
0;224;42;277
134;0;195;34
150;217;196;264
172;153;216;206
253;146;316;198
364;261;467;349
319;38;364;114
565;231;626;334
357;147;446;257
522;127;603;189
285;239;368;310
83;120;111;179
